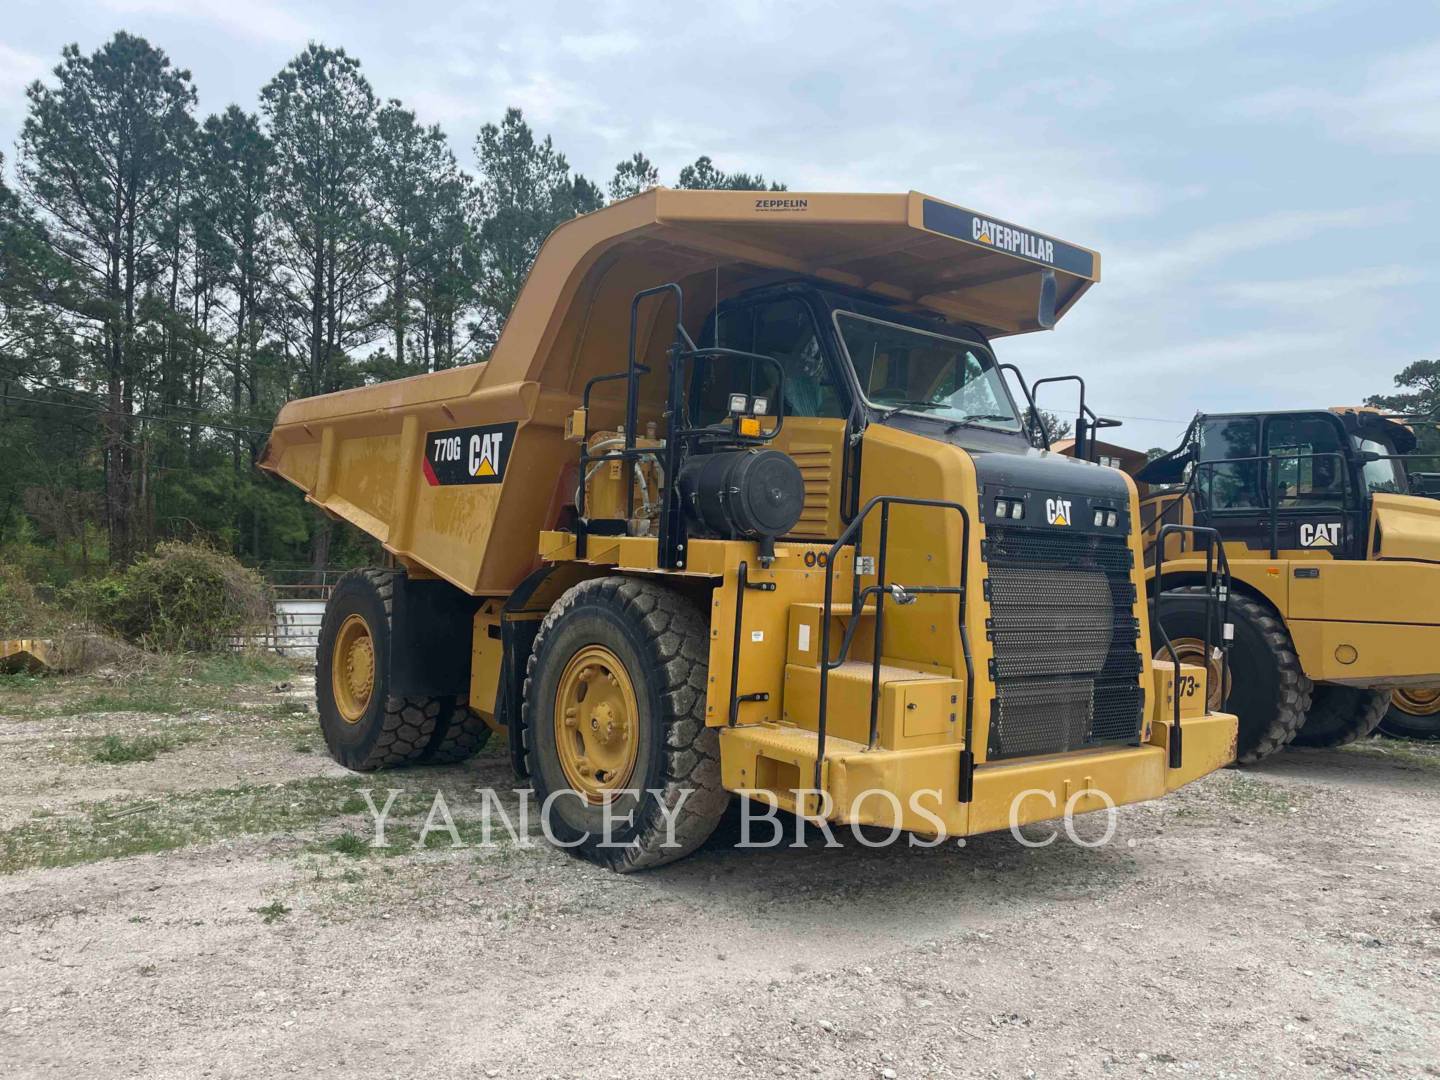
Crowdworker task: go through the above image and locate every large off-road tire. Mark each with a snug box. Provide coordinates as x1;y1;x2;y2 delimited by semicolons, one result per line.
1377;687;1440;741
522;575;727;872
1292;685;1388;748
1152;588;1312;763
316;568;490;771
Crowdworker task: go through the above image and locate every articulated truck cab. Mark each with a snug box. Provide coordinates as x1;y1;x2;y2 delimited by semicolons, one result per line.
261;189;1238;870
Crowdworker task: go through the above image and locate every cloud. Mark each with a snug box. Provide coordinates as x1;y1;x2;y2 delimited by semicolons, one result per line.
1234;39;1440;152
0;41;47;115
558;30;641;62
1215;265;1424;309
1110;206;1403;291
98;0;317;45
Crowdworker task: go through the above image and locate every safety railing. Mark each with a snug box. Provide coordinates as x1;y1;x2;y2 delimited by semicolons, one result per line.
1151;523;1231;769
573;280;787;569
811;496;976;803
1191;450;1355;559
1144;449;1363;564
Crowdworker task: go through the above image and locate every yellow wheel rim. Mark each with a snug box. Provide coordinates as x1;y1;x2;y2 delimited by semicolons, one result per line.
1392;687;1440;717
331;614;376;723
554;644;640;803
1158;636;1225;712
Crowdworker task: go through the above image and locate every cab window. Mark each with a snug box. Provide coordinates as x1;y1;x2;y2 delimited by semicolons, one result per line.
1355;436;1402;494
692;298;845;425
1264;415;1346;508
1197;417;1261;510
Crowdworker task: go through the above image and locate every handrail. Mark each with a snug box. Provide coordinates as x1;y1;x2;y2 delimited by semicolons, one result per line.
1152;523;1231;768
1189;449;1355;559
575;279;791;567
812;495;975;804
997;362;1048;450
1140;468;1200;566
727;561;774;725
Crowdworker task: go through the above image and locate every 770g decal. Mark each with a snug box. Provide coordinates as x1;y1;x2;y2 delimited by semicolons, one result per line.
422;422;518;486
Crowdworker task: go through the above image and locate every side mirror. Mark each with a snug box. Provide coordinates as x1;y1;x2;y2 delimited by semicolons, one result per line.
1037;269;1057;330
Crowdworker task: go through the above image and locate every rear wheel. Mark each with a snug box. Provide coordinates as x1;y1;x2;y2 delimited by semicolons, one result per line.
316;568;490;771
1378;687;1440;741
1292;685;1388;748
1152;589;1311;763
522;575;728;871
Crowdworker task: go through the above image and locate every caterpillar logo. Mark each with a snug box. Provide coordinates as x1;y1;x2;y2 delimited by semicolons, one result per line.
1045;498;1072;526
422;421;519;486
1299;522;1342;548
973;215;1056;265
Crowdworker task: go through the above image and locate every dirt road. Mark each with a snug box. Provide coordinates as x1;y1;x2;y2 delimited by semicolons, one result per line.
1;663;1438;1078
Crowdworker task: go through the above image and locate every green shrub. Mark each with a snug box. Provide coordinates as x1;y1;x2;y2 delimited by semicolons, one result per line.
78;542;270;653
0;561;53;637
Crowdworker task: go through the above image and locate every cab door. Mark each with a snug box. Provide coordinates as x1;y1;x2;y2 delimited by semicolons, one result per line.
1260;412;1362;558
690;296;854;540
1193;412;1360;557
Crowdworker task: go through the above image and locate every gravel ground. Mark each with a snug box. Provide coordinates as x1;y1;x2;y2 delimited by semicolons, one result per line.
1;668;1438;1079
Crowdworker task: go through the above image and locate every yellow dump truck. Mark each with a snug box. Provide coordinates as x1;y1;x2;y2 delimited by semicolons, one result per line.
261;188;1238;870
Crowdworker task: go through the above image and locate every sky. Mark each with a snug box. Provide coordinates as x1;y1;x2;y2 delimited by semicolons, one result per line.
2;0;1438;450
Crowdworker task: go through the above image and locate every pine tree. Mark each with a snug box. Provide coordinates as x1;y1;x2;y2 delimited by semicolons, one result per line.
609;152;658;200
676;154;785;191
19;32;197;564
373;100;474;374
261;44;379;399
473;107;602;351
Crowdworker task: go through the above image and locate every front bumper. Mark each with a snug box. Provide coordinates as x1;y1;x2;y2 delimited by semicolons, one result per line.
719;710;1238;838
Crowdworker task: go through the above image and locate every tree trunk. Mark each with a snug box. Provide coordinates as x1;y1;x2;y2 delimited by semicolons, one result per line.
309;515;332;574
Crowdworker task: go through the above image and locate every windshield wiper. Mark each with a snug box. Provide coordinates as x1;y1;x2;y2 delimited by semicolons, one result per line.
873;400;948;421
945;413;1016;432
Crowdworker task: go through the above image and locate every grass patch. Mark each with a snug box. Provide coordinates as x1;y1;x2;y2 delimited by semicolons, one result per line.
71;686;185;715
254;900;291;923
1218;773;1305;814
0;673;47;695
0;777;518;874
0;774;373;874
330;832;367;857
92;733;179;764
1341;739;1440;772
271;699;309;718
190;652;298;688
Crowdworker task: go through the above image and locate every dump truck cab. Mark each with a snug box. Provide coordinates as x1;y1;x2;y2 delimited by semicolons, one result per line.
1106;407;1440;757
262;189;1238;870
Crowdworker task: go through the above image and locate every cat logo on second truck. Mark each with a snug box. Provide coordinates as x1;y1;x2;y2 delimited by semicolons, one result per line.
1299;522;1342;548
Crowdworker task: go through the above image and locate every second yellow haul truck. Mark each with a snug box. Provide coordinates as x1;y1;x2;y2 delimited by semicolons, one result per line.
1068;407;1440;761
261;189;1238;870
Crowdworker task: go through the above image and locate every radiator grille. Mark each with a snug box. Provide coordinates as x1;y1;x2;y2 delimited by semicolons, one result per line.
984;526;1144;760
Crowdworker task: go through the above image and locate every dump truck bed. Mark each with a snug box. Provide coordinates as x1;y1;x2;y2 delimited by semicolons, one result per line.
260;188;1100;595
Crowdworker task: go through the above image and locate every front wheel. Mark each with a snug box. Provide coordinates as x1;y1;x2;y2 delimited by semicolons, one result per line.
522;575;728;871
1378;687;1440;741
1152;589;1311;763
1292;685;1388;748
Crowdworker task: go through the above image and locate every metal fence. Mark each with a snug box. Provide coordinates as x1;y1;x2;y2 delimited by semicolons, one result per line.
232;568;343;659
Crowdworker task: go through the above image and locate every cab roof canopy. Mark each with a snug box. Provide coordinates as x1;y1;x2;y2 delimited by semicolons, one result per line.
274;188;1100;424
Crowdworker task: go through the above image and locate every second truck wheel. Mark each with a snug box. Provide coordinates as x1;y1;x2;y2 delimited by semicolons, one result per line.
1153;589;1311;764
